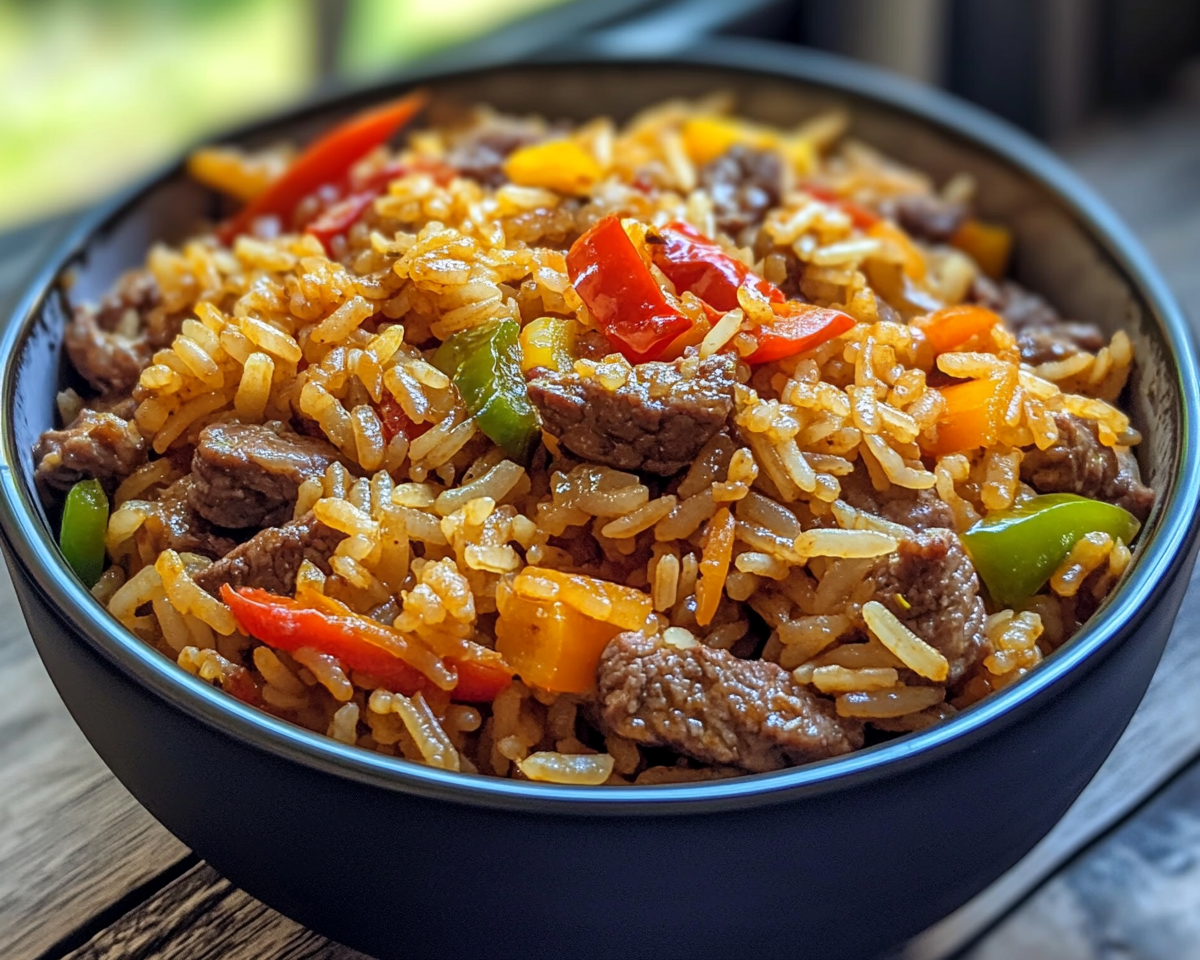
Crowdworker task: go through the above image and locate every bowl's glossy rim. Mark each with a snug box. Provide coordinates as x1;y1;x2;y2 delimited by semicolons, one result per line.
1;39;1197;816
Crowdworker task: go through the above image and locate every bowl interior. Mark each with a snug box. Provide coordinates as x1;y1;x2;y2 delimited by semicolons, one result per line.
2;51;1194;808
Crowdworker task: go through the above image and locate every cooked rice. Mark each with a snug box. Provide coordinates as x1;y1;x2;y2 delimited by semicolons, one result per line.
62;92;1150;785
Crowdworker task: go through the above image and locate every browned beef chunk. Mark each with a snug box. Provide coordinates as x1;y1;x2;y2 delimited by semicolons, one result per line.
597;632;864;773
192;513;345;597
189;422;341;529
877;491;956;532
153;477;239;559
868;529;989;685
699;145;783;239
63;271;181;398
1021;412;1155;521
445;115;547;187
878;193;967;243
527;354;736;476
33;407;146;496
970;275;1105;365
842;479;956;532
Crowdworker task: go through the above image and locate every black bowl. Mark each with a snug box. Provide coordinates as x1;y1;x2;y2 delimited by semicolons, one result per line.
2;41;1197;960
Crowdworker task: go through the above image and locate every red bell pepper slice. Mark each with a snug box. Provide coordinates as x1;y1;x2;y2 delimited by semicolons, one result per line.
650;220;782;312
746;302;857;364
566;215;693;364
305;158;457;253
218;90;428;244
305;192;380;252
378;391;433;444
802;183;880;230
221;585;513;702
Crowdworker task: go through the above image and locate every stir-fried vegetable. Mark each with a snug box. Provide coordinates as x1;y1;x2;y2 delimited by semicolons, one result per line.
925;377;1003;456
950;217;1012;280
222;586;513;701
745;303;857;365
565;215;693;364
494;582;623;694
494;567;654;693
648;220;856;362
568;216;855;367
650;220;781;311
59;479;108;587
305;158;453;253
519;315;581;374
912;304;1000;354
432;319;541;463
681;115;772;165
377;391;432;444
961;494;1140;606
217;91;428;243
802;183;881;230
503;139;602;195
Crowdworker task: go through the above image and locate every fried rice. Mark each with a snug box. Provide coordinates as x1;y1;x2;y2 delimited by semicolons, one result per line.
35;92;1153;785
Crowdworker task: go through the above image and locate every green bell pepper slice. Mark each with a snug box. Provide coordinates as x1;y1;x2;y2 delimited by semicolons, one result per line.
961;493;1140;607
59;478;109;587
432;319;541;464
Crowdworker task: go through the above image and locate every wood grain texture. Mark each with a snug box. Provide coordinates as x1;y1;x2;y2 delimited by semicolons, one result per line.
0;569;190;960
63;863;369;960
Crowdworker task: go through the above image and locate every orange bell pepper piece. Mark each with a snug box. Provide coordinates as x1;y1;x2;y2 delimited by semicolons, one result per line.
926;377;1003;456
912;304;1001;355
494;581;624;694
950;218;1012;280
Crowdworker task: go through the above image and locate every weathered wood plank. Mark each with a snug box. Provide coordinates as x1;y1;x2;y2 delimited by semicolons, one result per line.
63;863;369;960
0;572;190;960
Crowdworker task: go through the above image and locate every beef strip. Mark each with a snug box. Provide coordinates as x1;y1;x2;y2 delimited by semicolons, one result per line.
189;422;341;529
1021;412;1155;522
527;354;736;476
699;145;783;239
192;512;345;597
970;275;1105;366
153;477;239;559
64;271;182;398
596;632;864;773
445;115;548;188
878;193;967;244
33;407;146;496
867;528;989;685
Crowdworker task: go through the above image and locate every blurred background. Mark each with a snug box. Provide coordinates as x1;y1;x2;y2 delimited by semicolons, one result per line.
1;0;1199;230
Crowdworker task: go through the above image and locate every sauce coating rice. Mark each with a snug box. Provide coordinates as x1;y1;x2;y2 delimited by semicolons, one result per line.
34;93;1155;784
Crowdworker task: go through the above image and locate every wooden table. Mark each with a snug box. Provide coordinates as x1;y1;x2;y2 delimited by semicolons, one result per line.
2;99;1199;960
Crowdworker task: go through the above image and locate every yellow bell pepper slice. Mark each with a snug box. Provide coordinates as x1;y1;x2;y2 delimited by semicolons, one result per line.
519;316;575;374
503;139;602;195
682;116;774;166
